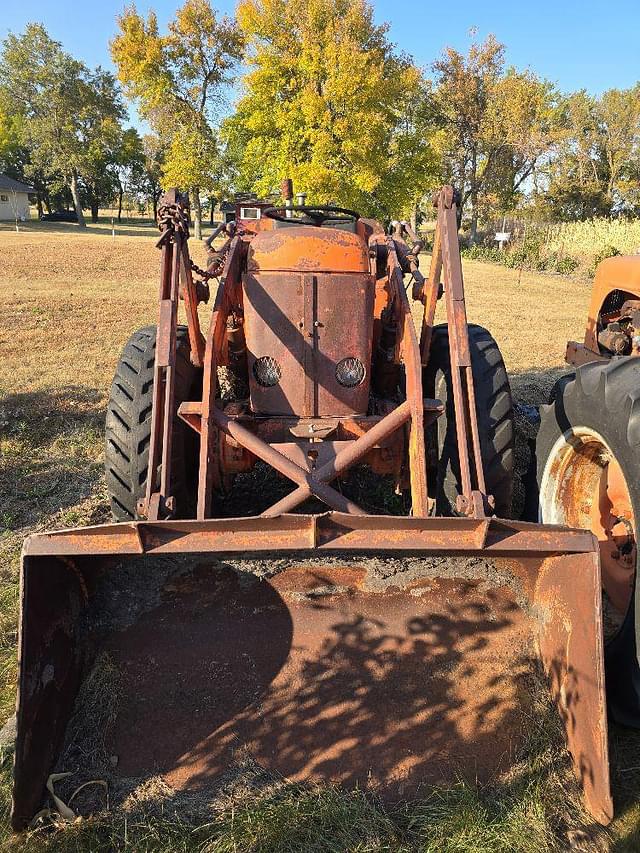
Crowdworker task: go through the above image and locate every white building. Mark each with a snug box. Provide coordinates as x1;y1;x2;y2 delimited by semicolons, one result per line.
0;174;34;221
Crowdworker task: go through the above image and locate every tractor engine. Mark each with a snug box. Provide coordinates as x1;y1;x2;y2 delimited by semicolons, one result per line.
242;226;374;417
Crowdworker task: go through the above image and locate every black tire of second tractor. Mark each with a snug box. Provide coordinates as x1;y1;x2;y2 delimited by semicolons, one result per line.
105;325;200;521
423;323;515;517
537;357;640;725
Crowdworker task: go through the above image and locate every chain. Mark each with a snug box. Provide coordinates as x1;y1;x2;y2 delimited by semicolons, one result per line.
190;259;217;281
156;195;235;287
156;200;190;245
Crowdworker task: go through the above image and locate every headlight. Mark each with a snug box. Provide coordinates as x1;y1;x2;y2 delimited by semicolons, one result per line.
335;357;365;387
253;356;282;387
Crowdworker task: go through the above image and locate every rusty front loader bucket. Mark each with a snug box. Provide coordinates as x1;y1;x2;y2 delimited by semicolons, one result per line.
12;513;612;830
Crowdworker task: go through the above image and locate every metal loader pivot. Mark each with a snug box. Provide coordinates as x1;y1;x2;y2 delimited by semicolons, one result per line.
12;184;613;830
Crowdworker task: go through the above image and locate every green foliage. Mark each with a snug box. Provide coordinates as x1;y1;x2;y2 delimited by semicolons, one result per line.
538;85;640;221
592;244;622;265
224;0;438;218
111;0;243;232
432;34;561;234
588;244;622;276
0;24;129;225
462;239;579;275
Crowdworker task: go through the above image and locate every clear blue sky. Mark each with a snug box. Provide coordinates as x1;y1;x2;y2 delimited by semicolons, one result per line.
1;0;638;128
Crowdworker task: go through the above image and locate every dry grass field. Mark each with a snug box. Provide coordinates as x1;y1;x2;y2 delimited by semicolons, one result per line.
1;219;639;851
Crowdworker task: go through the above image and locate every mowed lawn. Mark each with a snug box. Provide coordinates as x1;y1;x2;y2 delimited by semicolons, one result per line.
1;219;639;851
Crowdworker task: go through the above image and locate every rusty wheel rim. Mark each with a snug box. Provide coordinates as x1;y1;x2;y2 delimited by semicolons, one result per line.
540;427;636;637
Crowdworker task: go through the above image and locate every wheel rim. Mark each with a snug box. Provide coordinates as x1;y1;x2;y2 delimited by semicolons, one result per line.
540;427;636;636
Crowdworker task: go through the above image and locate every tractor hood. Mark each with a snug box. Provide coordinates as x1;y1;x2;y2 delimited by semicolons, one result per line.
247;225;370;273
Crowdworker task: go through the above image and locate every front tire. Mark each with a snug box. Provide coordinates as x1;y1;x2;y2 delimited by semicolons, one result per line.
423;324;515;517
537;358;640;725
105;325;200;521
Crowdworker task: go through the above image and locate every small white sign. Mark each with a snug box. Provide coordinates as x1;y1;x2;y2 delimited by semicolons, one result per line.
494;231;511;243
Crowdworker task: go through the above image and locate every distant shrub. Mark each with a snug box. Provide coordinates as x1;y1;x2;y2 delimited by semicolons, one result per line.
461;237;579;276
556;255;579;274
463;244;502;263
588;244;621;276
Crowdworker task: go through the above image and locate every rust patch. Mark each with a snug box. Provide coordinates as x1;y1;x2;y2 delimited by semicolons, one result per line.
105;562;535;800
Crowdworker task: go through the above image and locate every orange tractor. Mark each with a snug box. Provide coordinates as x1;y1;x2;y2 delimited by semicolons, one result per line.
537;255;640;727
11;184;614;829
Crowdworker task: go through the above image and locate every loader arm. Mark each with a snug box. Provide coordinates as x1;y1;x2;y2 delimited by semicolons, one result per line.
143;191;206;521
417;187;491;518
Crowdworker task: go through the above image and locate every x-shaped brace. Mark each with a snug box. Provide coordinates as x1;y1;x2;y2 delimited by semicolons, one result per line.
208;399;439;517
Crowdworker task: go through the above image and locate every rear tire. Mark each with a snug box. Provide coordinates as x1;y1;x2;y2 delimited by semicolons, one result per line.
423;324;515;517
105;325;200;521
537;358;640;725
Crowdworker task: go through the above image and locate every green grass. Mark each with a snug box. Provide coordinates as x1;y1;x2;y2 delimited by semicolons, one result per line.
0;759;598;853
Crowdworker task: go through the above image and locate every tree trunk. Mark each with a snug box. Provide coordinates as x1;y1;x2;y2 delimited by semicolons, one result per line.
410;203;418;235
152;192;158;222
210;196;215;225
91;196;99;223
470;203;478;243
36;193;43;219
70;170;86;228
192;188;202;240
469;149;479;243
117;186;124;223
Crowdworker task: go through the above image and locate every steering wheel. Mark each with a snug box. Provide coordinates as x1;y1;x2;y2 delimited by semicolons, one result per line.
262;205;360;226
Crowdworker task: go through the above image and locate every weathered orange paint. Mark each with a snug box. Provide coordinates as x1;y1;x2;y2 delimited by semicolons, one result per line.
247;225;370;273
573;256;640;359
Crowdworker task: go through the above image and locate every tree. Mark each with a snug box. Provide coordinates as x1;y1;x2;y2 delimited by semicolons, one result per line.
111;0;244;237
432;35;503;239
224;0;437;219
78;69;128;222
0;25;126;227
141;133;166;219
597;85;640;211
539;92;607;220
433;34;558;238
111;127;146;221
0;93;27;177
482;69;561;213
539;87;640;220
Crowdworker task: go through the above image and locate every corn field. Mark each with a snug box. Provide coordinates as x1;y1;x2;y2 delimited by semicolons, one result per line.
468;216;640;276
546;219;640;262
